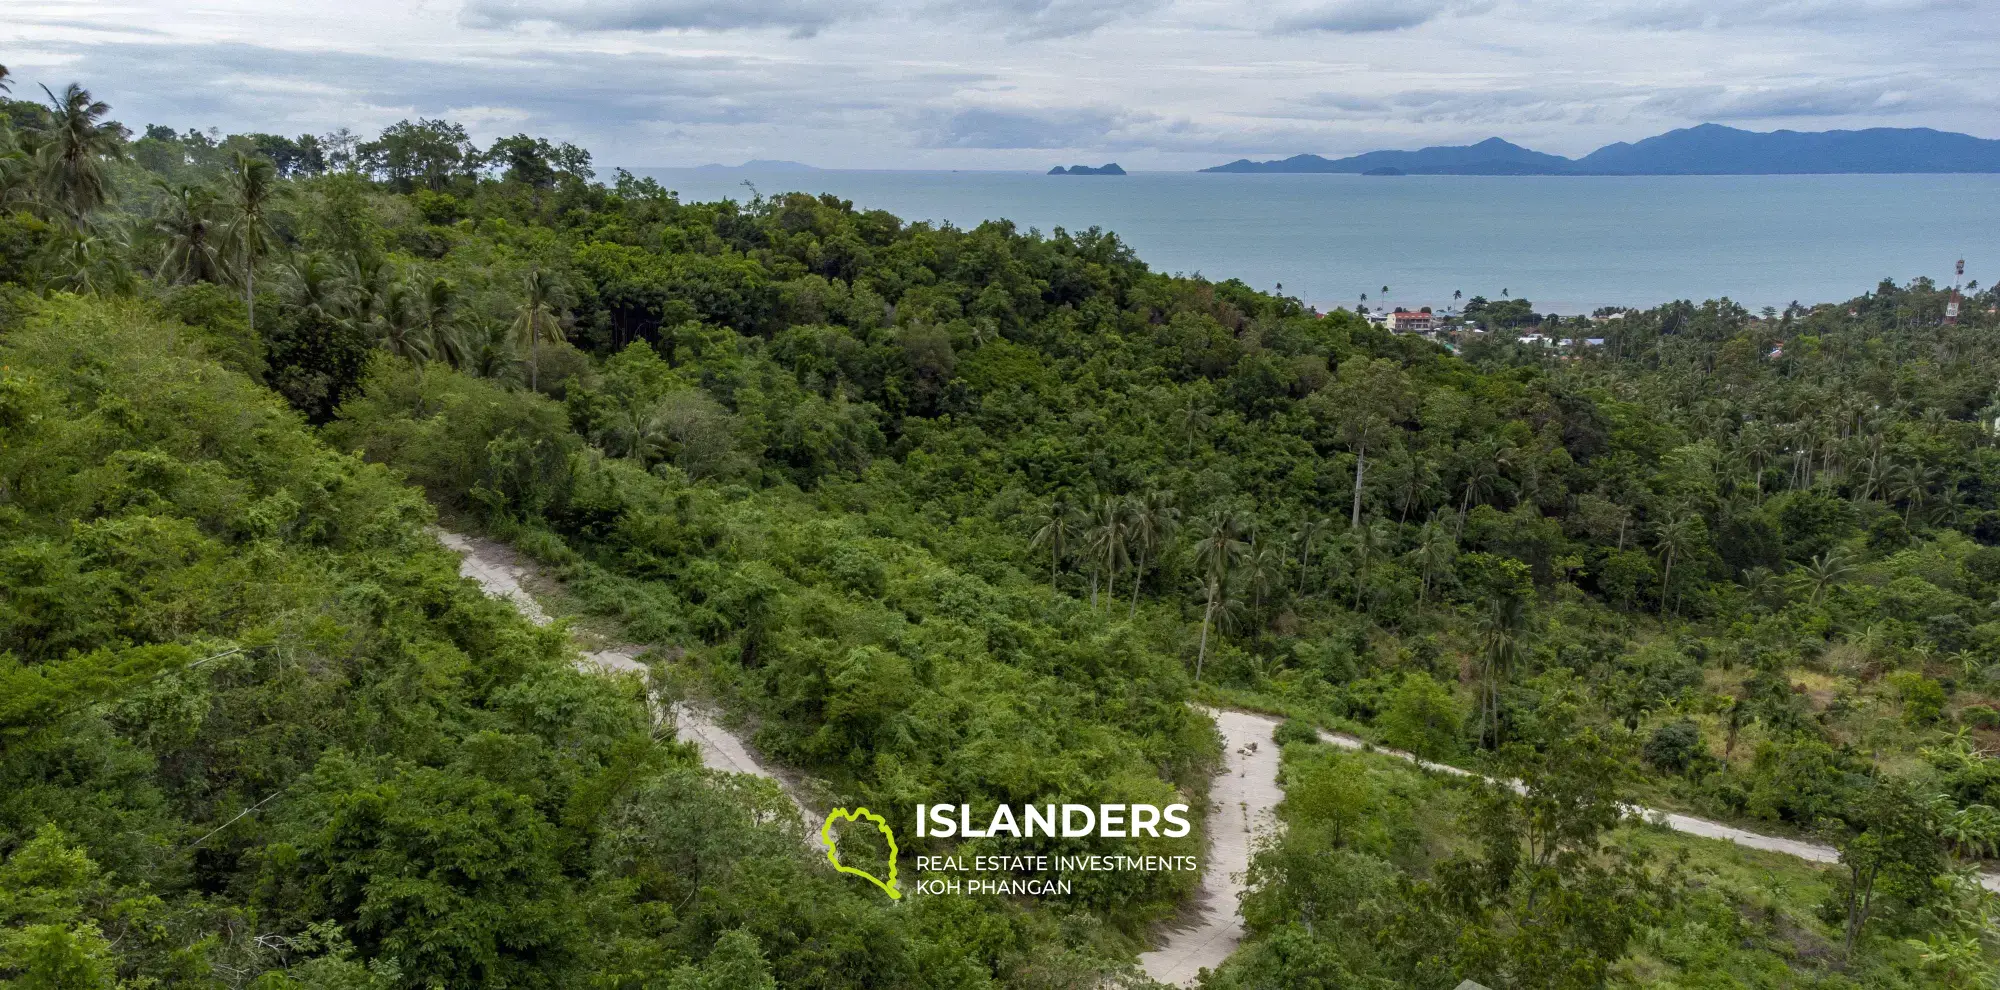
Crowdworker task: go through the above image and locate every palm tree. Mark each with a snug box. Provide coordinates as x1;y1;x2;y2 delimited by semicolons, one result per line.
1653;511;1700;617
282;253;353;323
1177;394;1212;456
464;317;519;382
153;182;225;285
1412;515;1456;604
46;224;131;295
512;267;570;390
420;277;467;368
35;83;124;223
1889;463;1933;523
373;280;430;363
222;152;280;336
1291;516;1330;594
1192;510;1248;681
1126;491;1180;619
1243;536;1284;627
1348;520;1390;613
1029;496;1082;593
1798;549;1855;608
1084;495;1128;609
1476;593;1528;749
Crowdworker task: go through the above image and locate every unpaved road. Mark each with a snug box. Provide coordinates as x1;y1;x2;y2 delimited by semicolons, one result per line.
1138;707;1283;987
441;529;1997;984
1313;727;2000;893
435;530;825;847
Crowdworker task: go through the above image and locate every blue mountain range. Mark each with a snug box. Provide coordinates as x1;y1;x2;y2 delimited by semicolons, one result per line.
1201;124;2000;175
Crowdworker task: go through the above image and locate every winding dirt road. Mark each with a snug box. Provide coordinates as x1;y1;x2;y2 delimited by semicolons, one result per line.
1138;708;1284;986
440;530;1992;986
435;530;825;847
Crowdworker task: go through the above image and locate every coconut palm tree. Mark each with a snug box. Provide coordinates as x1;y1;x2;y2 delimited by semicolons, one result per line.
1476;593;1528;749
153;182;226;285
1798;549;1856;608
373;280;430;363
222;152;280;336
1290;515;1330;594
1348;519;1392;613
1243;536;1284;627
281;253;352;323
1653;510;1701;617
1412;514;1456;604
1192;510;1248;681
1125;491;1179;618
1029;496;1082;593
46;224;132;295
420;277;467;369
1084;495;1128;609
35;83;124;224
1177;394;1212;456
512;267;570;390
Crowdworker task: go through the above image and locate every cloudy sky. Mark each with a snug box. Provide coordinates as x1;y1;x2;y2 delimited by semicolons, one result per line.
4;0;1995;169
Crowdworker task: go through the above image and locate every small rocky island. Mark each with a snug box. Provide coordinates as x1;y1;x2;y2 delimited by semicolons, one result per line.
1048;163;1126;175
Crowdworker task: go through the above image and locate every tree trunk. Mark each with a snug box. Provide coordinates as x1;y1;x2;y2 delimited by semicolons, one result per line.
1351;441;1366;529
1195;594;1215;683
1129;551;1146;619
245;268;255;336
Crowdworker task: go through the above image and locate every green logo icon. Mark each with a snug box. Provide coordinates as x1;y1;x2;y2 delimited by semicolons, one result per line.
821;807;901;900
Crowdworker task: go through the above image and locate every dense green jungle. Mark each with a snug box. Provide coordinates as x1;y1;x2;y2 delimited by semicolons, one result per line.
5;68;2000;988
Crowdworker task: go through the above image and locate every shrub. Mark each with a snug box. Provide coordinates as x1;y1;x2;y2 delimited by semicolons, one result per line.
1644;719;1706;774
1960;704;2000;730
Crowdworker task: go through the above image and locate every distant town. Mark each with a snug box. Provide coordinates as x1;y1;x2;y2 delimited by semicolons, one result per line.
1354;300;1615;354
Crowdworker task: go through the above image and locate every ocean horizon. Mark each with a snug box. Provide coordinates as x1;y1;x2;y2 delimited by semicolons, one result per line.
631;167;2000;315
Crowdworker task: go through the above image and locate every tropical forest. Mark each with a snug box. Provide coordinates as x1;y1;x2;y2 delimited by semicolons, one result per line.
5;67;2000;989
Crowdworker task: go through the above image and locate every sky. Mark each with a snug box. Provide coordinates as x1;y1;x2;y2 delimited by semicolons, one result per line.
3;0;1997;170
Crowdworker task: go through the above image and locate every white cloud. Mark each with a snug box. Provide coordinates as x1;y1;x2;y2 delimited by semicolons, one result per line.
0;0;1993;167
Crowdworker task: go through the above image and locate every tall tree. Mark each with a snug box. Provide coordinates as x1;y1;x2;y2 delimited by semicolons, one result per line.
1476;592;1528;749
1291;516;1330;594
1084;495;1128;609
35;83;125;224
222;152;279;336
1653;511;1702;617
152;182;225;285
1126;491;1180;619
511;267;570;391
1318;358;1414;529
1029;497;1081;593
1192;510;1248;682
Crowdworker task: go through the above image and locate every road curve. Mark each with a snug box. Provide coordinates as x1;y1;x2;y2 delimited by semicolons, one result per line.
435;529;825;847
1313;726;2000;893
1139;707;1284;987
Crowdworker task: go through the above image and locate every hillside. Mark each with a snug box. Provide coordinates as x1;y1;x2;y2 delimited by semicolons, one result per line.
5;77;2000;989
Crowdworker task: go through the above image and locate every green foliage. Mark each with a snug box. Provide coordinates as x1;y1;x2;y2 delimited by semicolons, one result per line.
1376;672;1463;759
10;92;2000;987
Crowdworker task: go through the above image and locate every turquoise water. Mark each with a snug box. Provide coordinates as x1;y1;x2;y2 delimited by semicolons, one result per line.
632;168;2000;315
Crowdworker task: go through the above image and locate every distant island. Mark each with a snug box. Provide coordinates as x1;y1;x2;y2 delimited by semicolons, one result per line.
1049;163;1126;175
1202;124;2000;175
695;159;818;171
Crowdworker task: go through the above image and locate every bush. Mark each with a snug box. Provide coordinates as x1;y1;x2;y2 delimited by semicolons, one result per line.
1644;719;1706;775
1272;718;1320;747
1961;704;2000;730
1376;672;1464;759
1887;670;1947;726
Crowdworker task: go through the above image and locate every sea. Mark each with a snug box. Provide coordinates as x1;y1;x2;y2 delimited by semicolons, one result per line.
630;168;2000;316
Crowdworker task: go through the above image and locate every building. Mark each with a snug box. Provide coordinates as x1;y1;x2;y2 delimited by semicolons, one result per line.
1388;308;1434;333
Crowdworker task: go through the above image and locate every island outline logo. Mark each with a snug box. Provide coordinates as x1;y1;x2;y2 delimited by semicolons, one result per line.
821;807;901;900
